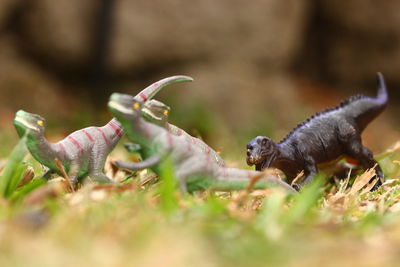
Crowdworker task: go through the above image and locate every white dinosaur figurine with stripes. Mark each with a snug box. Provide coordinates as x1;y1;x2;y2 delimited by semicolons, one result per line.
13;76;196;185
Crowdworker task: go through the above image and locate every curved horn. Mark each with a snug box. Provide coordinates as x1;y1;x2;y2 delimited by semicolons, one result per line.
134;75;193;103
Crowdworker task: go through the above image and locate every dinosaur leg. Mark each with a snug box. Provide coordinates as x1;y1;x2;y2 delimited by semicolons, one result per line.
346;139;384;189
176;174;188;193
174;157;213;193
89;172;115;184
88;153;114;184
294;159;318;191
171;162;196;192
116;155;161;171
67;165;80;188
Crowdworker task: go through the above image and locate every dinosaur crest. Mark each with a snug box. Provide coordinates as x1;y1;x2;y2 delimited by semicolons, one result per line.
279;94;368;144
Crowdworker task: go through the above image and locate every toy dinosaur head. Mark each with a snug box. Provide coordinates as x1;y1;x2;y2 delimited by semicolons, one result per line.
14;110;46;138
246;136;277;171
108;93;143;122
142;100;171;126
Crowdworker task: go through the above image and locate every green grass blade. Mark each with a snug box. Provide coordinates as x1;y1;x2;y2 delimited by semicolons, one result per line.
5;162;28;197
257;191;286;240
158;157;178;214
281;176;324;230
0;136;28;198
9;178;47;203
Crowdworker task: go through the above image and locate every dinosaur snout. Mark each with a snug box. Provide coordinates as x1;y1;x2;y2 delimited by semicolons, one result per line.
246;155;254;166
246;144;258;166
246;144;253;157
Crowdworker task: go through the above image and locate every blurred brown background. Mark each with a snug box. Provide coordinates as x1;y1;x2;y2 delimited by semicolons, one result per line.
0;0;398;157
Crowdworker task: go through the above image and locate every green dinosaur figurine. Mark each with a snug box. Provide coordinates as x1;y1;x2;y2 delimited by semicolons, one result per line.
108;93;296;193
13;76;193;186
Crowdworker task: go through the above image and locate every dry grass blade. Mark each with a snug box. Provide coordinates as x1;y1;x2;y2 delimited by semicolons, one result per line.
105;156;127;182
291;170;304;186
54;158;74;192
229;169;281;211
17;166;35;188
360;179;378;195
245;171;270;193
376;141;400;160
350;166;376;195
140;173;158;186
381;141;400;155
108;158;120;178
92;183;138;193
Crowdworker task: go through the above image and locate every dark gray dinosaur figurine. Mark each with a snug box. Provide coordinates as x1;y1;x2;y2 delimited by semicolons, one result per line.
108;93;296;193
13;76;194;186
246;73;388;191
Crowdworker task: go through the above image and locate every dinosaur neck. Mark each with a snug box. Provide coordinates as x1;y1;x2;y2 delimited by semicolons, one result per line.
103;118;124;144
26;133;58;169
274;143;294;163
270;143;302;180
256;142;291;170
124;115;164;149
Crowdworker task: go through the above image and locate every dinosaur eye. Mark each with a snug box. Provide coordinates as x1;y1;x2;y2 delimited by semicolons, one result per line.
133;103;140;110
37;120;44;127
262;139;268;146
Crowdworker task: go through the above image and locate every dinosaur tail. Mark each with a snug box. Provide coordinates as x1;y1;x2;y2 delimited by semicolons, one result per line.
375;72;388;106
134;75;193;102
344;73;388;132
115;155;161;171
212;168;296;193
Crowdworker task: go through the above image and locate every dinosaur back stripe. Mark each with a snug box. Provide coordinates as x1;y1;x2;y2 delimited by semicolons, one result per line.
58;143;66;158
82;129;95;142
108;121;123;137
96;128;110;145
138;92;147;102
187;139;192;153
166;132;173;147
67;136;84;154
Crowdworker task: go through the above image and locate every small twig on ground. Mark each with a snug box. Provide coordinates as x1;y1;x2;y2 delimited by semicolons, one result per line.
245;170;276;193
18;167;35;188
54;158;74;192
291;171;304;186
230;169;282;209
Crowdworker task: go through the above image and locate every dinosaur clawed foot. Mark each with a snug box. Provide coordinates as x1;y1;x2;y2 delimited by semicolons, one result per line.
292;183;301;192
370;177;383;192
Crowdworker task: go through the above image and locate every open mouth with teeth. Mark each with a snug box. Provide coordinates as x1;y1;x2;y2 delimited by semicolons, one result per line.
247;153;275;171
142;100;170;122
